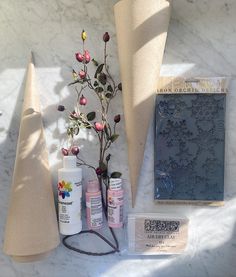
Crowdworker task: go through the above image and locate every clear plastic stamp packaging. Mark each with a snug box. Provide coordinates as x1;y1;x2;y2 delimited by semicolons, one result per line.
154;77;229;205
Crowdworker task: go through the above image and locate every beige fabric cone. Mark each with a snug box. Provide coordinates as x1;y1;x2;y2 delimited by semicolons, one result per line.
114;0;172;206
3;54;60;262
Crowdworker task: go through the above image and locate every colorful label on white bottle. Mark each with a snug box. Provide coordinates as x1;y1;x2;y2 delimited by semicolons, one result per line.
58;180;82;225
58;201;81;224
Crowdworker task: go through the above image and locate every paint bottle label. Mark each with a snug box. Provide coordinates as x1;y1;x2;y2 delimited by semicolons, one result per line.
58;180;82;225
108;178;124;228
86;194;103;229
58;156;83;235
86;180;103;229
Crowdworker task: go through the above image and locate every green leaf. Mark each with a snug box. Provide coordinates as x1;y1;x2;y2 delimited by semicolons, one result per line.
99;161;107;171
104;125;110;139
80;123;91;129
118;83;122;91
87;111;96;121
92;58;99;66
94;63;104;78
105;92;112;99
106;154;111;162
107;85;113;92
94;80;99;87
109;134;119;142
98;73;107;85
67;128;74;137
74;127;80;135
95;87;104;93
111;172;122;178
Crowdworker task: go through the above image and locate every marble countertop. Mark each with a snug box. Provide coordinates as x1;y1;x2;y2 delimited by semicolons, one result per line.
1;0;236;276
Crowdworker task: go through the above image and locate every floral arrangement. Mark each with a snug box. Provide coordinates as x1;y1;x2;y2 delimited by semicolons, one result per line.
57;30;122;212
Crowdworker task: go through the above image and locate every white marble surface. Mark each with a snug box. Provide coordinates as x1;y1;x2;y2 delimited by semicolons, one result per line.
1;0;236;276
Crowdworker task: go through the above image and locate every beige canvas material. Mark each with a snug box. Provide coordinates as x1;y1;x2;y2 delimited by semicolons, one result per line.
3;55;60;262
11;251;52;263
114;0;172;206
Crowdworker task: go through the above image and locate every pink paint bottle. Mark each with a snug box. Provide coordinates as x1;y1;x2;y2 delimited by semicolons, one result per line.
86;180;103;229
107;178;124;228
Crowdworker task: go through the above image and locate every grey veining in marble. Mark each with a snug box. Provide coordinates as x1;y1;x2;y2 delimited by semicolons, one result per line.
1;0;236;277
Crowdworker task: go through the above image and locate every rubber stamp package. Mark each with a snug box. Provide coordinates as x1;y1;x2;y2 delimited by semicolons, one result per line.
154;77;228;205
128;214;188;255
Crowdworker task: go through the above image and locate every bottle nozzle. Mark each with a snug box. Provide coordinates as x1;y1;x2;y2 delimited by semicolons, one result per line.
63;156;76;168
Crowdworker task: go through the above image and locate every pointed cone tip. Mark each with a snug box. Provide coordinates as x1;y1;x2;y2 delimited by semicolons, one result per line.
30;51;35;65
114;0;172;207
131;179;137;208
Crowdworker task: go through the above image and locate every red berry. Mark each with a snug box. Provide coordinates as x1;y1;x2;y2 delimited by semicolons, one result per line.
84;50;91;63
103;32;110;42
70;111;79;119
75;52;84;62
114;114;121;123
96;167;103;175
94;122;104;131
61;148;69;156
71;146;80;156
79;70;86;79
79;95;87;105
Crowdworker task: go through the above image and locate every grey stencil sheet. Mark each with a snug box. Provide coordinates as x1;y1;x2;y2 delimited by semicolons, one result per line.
154;94;226;201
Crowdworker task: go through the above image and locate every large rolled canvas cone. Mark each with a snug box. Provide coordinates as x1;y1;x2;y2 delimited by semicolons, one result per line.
3;54;60;262
114;0;172;206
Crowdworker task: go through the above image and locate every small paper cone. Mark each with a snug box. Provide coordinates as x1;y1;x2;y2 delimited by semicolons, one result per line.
3;53;60;262
114;0;172;206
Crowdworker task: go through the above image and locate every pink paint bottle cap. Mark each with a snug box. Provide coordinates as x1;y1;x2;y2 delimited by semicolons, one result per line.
87;180;100;193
